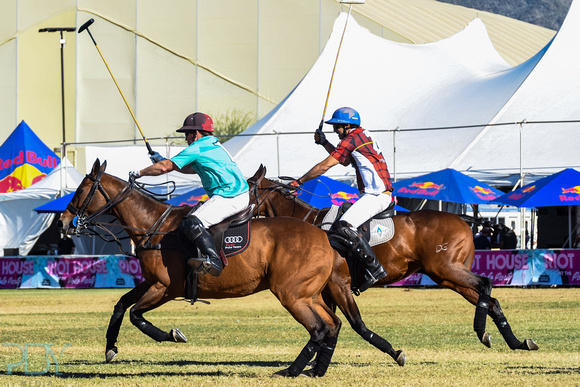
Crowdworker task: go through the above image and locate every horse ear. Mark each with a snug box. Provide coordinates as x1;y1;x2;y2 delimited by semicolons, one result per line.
101;160;107;172
91;159;101;176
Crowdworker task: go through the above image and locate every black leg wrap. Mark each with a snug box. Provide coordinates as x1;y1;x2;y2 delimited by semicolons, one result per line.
287;340;321;377
474;294;491;339
310;337;337;377
362;329;394;355
493;316;523;350
106;302;126;349
130;309;172;342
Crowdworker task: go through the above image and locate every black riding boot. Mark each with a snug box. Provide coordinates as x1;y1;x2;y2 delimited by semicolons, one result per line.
181;215;223;276
335;221;387;292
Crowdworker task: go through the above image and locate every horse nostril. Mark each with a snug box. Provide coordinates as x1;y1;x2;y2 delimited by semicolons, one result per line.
57;219;64;232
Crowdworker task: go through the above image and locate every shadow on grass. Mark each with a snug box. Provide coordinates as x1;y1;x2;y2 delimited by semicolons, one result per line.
503;365;580;375
4;357;401;379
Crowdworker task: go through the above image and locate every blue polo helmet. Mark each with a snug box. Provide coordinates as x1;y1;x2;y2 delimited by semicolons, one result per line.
325;107;360;126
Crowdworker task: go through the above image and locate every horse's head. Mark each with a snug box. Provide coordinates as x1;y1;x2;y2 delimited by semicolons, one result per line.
247;164;310;218
58;159;111;235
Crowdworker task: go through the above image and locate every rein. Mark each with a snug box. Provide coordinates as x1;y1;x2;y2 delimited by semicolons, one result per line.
248;177;322;224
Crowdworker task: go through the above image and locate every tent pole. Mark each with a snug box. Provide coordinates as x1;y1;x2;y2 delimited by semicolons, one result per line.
519;120;526;249
569;205;572;248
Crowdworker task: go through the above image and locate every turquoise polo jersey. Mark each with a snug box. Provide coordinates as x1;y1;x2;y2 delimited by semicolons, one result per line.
171;136;249;198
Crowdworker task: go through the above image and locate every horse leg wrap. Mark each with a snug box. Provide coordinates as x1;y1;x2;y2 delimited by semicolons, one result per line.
106;302;126;350
130;310;172;342
474;294;491;340
287;340;321;377
310;337;337;377
362;329;395;356
493;316;523;350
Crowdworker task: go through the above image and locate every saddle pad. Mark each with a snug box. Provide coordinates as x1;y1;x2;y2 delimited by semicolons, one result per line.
321;205;395;247
367;217;394;247
222;221;251;257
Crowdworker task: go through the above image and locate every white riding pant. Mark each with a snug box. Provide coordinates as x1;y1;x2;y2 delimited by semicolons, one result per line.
192;191;250;228
340;192;393;229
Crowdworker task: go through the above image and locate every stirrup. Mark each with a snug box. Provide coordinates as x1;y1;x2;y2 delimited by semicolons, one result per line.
187;257;222;276
357;267;387;293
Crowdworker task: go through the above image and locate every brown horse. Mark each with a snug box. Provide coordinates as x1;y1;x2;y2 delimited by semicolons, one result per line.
58;159;405;378
248;165;539;352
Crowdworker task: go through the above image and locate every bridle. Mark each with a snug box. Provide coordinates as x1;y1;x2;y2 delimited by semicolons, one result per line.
66;170;175;255
67;168;136;231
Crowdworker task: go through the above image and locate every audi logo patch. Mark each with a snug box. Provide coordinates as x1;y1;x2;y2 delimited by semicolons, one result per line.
224;236;244;244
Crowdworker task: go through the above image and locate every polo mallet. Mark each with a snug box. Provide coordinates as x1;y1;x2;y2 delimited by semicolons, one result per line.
78;18;154;156
317;0;365;134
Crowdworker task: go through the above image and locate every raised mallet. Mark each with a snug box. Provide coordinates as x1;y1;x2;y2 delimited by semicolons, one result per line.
318;0;365;132
78;18;154;155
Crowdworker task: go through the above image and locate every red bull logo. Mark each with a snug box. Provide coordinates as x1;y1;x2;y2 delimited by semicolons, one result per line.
470;185;497;200
409;182;444;190
560;186;580;202
0;164;47;193
397;181;444;196
331;192;358;206
522;185;536;193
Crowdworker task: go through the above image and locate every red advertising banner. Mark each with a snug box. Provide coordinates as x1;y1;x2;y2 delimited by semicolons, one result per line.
1;250;578;289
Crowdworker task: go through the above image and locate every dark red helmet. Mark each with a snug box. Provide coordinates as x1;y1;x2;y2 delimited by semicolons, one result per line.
176;112;214;133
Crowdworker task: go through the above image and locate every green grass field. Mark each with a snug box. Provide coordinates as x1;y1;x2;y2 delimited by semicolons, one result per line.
0;287;578;386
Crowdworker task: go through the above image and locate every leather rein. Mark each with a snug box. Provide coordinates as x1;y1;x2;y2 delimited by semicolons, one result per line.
247;176;322;224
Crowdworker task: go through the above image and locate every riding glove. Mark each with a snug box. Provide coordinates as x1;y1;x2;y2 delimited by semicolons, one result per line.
129;170;141;181
149;151;166;164
314;128;329;146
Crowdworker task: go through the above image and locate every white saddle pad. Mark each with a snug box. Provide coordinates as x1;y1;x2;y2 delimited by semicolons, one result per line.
321;205;395;247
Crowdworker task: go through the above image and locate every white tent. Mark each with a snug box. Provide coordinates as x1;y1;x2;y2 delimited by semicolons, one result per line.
225;2;580;187
0;161;83;256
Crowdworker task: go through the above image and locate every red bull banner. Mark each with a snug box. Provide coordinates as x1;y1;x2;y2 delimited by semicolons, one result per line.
0;121;60;193
0;256;144;289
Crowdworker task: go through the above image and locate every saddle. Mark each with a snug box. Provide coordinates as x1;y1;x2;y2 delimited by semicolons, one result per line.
181;204;254;304
324;201;395;294
207;204;254;259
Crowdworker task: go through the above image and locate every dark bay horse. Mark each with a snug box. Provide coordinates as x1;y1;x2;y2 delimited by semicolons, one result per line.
58;159;404;378
248;165;538;352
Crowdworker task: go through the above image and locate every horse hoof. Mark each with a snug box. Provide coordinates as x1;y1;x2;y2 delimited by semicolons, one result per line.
395;350;406;367
523;339;539;351
481;331;491;348
272;369;292;378
171;328;187;343
105;347;118;363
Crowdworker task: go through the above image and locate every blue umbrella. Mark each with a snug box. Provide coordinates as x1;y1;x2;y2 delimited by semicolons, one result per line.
493;168;580;249
393;168;503;204
34;192;74;213
299;175;408;211
492;168;580;208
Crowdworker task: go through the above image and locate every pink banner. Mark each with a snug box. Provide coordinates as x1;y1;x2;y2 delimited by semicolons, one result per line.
391;249;580;287
0;256;144;289
1;250;579;289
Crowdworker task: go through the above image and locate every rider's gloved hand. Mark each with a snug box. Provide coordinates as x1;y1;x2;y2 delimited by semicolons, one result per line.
314;128;329;146
149;151;166;164
129;170;141;181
